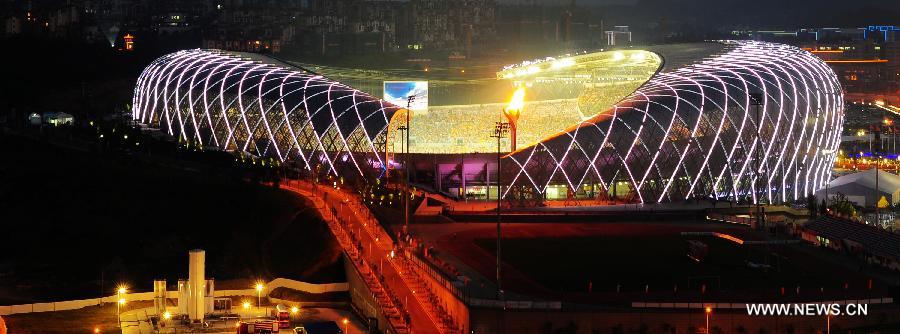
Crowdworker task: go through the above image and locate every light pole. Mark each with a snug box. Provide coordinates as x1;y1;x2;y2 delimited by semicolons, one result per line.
116;286;127;328
750;93;764;230
402;95;415;236
490;121;510;299
255;282;264;313
342;317;350;334
397;95;416;235
705;306;712;334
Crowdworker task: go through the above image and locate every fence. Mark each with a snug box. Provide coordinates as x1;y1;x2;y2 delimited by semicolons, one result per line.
0;278;348;316
468;298;563;310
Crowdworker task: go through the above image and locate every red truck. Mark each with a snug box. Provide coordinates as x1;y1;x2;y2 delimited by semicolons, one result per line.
236;320;278;334
271;305;291;328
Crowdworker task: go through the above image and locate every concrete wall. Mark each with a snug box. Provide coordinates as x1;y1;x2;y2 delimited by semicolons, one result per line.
406;251;470;332
343;254;391;333
0;278;348;316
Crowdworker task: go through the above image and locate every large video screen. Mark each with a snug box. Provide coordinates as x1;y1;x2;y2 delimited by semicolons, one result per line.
383;81;428;110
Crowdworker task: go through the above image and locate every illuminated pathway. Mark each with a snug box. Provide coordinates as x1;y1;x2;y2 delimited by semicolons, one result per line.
282;180;458;334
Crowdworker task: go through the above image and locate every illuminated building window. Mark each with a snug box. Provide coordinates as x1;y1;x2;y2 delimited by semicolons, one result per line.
123;34;134;51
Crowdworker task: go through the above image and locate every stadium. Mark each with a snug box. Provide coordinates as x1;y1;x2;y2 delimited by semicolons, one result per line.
132;40;843;204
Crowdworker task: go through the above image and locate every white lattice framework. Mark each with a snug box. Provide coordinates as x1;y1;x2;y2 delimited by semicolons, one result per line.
503;41;844;203
132;42;844;203
132;49;404;177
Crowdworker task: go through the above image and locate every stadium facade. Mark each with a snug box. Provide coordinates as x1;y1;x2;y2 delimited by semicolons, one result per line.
131;51;405;178
132;41;843;204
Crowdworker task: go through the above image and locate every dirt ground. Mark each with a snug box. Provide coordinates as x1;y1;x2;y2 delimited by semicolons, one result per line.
3;301;152;334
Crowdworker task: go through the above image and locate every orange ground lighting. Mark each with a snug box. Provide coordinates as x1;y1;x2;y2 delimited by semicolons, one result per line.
824;59;889;63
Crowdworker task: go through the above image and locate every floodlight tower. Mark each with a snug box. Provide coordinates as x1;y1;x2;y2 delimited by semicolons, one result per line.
490;121;510;299
403;95;414;236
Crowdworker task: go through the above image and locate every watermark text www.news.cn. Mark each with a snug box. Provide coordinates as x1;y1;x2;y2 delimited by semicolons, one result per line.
746;303;868;316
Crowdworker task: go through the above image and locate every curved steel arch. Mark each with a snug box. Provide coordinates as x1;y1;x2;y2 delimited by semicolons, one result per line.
504;41;844;203
133;49;404;177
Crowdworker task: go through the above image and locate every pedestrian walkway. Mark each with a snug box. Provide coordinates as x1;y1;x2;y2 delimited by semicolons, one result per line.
281;180;459;334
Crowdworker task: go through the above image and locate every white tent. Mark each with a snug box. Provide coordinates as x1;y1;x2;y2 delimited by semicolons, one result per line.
43;112;74;126
816;168;900;207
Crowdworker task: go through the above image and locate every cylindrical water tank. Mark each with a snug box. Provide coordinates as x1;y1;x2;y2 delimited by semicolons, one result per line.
188;249;205;322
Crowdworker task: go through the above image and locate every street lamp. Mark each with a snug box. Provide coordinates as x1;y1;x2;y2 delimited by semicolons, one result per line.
291;306;300;324
116;286;127;328
705;306;712;334
255;282;265;311
342;317;349;334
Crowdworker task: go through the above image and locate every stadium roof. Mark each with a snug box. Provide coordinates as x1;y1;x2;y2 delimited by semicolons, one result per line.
644;42;728;72
805;216;900;260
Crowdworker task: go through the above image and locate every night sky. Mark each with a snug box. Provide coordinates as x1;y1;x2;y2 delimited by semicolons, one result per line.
502;0;900;29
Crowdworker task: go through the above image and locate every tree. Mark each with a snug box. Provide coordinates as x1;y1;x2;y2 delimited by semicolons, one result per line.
820;198;827;215
828;193;857;218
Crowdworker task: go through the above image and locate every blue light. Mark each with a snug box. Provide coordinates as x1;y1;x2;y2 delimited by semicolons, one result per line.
864;25;899;41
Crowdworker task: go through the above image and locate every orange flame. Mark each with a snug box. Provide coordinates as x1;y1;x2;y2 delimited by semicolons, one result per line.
504;86;525;121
